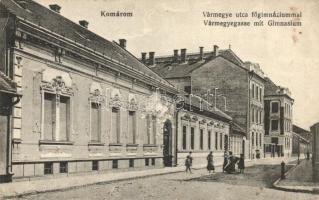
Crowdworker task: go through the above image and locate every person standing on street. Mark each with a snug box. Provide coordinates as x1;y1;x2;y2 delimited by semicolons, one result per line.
238;154;245;174
185;155;192;173
207;151;215;174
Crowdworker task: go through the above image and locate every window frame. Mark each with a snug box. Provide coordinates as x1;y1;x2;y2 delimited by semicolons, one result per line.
271;119;279;131
271;102;279;113
41;92;72;142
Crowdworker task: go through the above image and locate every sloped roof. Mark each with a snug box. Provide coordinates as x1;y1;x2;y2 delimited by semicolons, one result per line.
181;95;232;121
0;71;17;95
151;49;246;79
264;77;280;96
1;0;173;87
231;122;246;136
293;124;311;141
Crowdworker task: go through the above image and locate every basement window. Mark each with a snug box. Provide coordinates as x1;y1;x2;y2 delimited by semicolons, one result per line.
44;162;53;174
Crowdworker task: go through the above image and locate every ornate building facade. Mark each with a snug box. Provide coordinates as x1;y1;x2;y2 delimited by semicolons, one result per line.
176;96;232;166
264;77;294;157
144;46;265;159
0;0;178;180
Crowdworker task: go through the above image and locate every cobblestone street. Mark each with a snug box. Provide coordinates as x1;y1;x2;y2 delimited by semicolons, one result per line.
14;162;318;200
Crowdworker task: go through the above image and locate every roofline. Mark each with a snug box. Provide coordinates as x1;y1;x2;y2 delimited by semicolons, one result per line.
183;102;232;122
264;94;294;101
14;17;178;95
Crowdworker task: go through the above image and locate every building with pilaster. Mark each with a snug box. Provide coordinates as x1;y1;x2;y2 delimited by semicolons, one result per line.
0;0;178;180
143;46;265;159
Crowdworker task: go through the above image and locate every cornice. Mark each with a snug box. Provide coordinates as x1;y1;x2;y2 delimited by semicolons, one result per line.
15;18;177;96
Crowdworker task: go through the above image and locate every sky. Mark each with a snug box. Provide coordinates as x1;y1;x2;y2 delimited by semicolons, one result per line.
34;0;319;130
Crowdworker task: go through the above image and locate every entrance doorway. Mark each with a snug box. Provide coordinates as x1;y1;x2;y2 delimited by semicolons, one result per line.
242;140;245;157
163;120;172;167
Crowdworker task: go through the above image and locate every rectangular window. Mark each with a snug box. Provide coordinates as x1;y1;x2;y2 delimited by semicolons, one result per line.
145;158;149;166
59;96;70;141
151;158;155;166
44;162;53;174
182;126;187;150
190;127;195;150
59;162;68;173
129;159;134;168
219;133;223;150
200;129;204;150
256;133;258;146
92;160;99;171
256;86;259;100
252;84;255;99
259;88;262;101
251;108;255;123
251;133;254;147
255;109;258;124
152;116;157;144
271;120;279;131
208;131;211;150
271;102;279;113
215;132;218;150
112;160;118;169
44;93;55;140
259;133;262;147
128;111;136;144
112;107;120;143
91;103;101;142
43;93;70;141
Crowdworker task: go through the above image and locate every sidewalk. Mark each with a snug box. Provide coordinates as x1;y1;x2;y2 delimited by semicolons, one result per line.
0;157;297;198
274;159;319;194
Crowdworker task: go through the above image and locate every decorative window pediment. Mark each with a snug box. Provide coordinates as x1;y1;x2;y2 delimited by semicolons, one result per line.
191;115;198;122
199;119;207;124
109;89;122;108
41;75;73;96
89;82;105;103
181;113;191;121
127;93;138;111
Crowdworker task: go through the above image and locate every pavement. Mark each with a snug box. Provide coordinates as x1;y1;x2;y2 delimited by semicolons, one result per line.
0;156;298;199
273;159;319;194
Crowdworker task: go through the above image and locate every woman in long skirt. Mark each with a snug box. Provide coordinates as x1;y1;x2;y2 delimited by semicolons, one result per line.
207;151;215;174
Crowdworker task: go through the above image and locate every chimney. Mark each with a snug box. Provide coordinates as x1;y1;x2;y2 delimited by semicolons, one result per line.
149;52;155;65
79;20;89;28
119;39;126;49
199;47;204;60
141;52;147;64
213;45;219;57
180;48;187;63
49;4;61;13
173;49;179;63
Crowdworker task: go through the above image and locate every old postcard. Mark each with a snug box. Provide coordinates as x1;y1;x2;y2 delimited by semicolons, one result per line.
0;0;318;199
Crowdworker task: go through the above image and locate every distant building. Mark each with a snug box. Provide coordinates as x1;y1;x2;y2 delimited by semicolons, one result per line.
292;124;311;156
310;122;319;182
0;0;178;180
0;72;20;182
143;46;265;159
176;94;232;166
264;77;294;157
